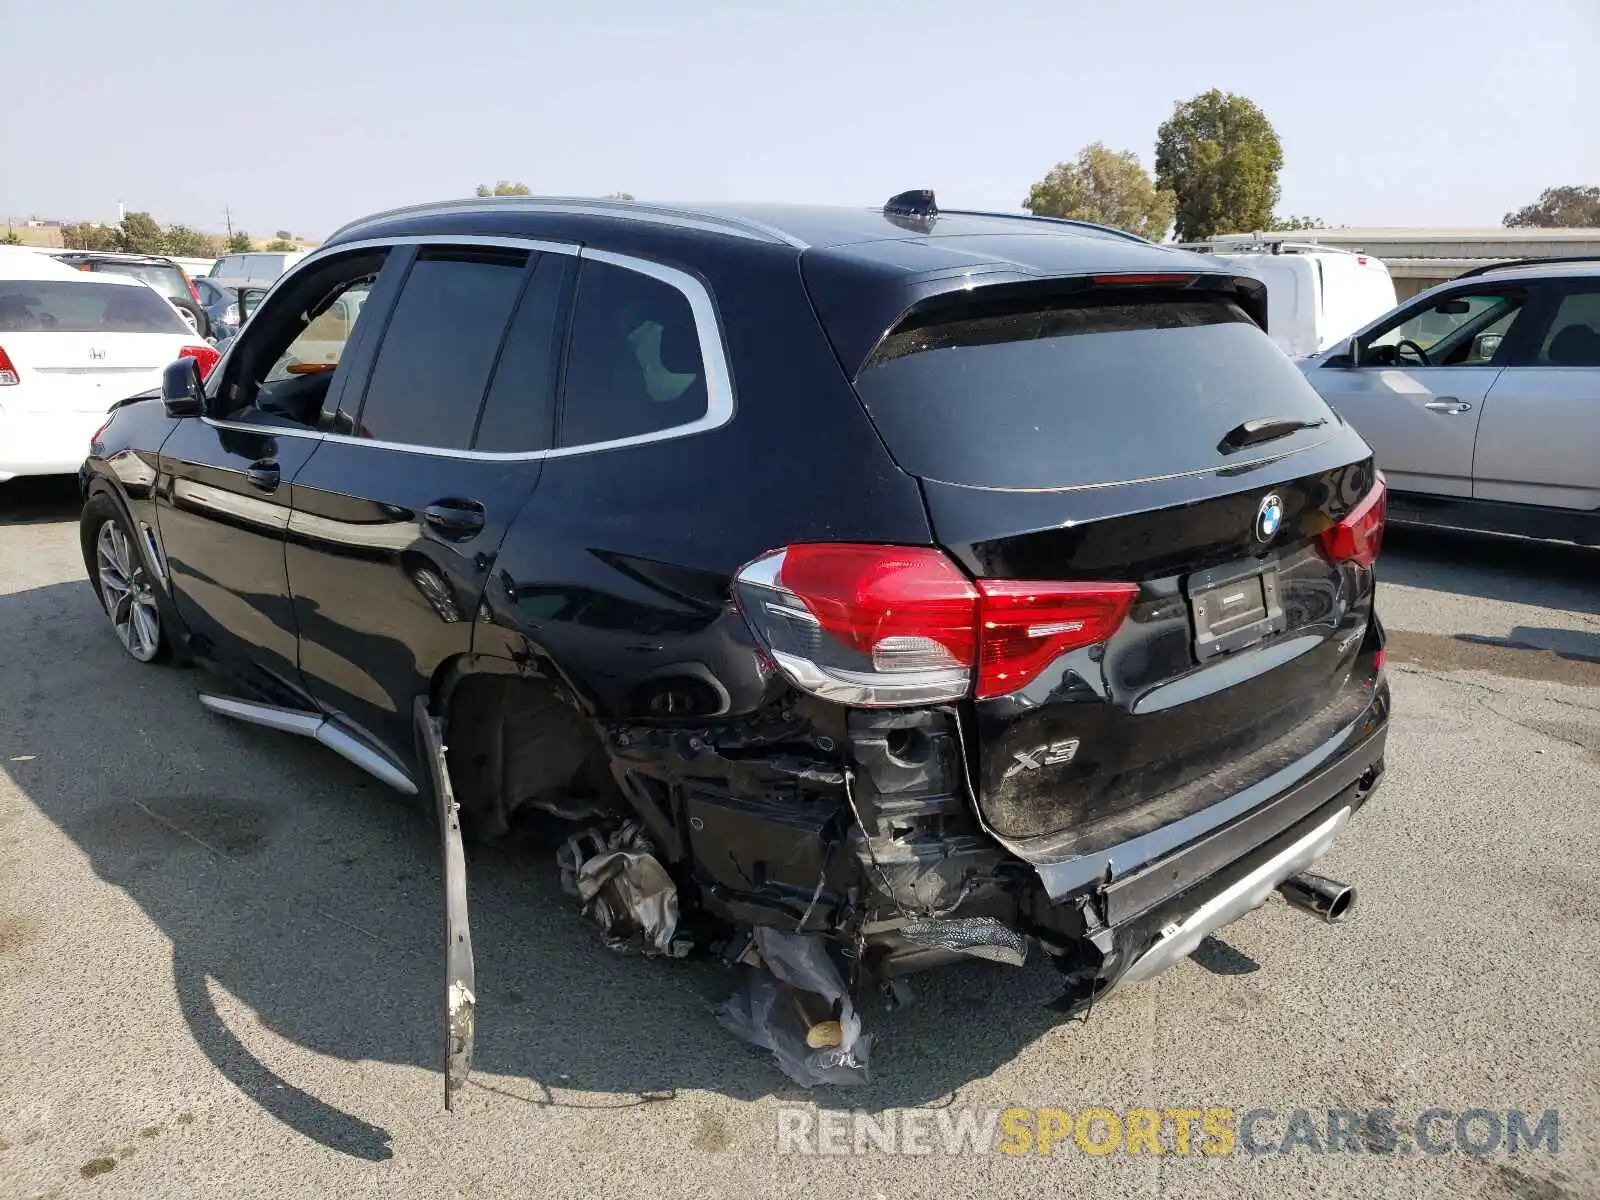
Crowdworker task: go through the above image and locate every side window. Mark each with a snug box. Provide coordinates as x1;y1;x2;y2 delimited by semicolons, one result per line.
1365;289;1527;367
472;254;571;452
1535;288;1600;366
264;276;375;382
557;258;709;448
353;248;530;449
217;249;391;427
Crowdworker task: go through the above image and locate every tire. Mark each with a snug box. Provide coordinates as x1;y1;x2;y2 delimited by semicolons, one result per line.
173;297;210;339
84;496;171;664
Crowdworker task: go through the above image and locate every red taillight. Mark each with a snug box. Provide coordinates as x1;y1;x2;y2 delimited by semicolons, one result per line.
187;278;201;302
975;580;1139;699
1374;649;1387;671
734;544;1136;706
179;344;221;381
0;346;18;386
1319;476;1387;569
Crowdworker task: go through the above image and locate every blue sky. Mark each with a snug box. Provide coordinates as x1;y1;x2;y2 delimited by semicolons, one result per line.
3;0;1594;238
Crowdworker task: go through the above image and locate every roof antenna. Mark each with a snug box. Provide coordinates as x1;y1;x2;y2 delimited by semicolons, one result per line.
884;189;938;218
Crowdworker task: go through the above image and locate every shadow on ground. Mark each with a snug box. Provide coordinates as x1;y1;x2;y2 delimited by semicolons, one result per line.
0;475;81;526
0;577;1085;1164
1381;526;1600;616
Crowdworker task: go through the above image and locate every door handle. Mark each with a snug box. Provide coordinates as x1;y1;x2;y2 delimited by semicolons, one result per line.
423;499;486;540
1423;398;1473;414
245;460;280;489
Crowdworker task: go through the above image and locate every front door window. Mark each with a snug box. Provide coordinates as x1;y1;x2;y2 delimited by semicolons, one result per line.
1364;290;1526;367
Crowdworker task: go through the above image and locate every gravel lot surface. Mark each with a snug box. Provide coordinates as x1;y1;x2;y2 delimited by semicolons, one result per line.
2;476;1596;1199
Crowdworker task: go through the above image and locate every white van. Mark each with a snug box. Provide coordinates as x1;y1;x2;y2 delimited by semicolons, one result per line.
1178;239;1397;359
207;249;312;286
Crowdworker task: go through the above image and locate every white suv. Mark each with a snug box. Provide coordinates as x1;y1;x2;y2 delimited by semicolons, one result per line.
1299;259;1600;545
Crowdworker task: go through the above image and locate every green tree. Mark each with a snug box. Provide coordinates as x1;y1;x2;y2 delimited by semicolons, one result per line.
1023;143;1175;241
226;232;254;253
1503;186;1600;228
605;192;635;201
474;181;532;197
1155;90;1284;241
1265;214;1325;232
163;225;216;256
60;222;120;251
1;230;20;245
115;211;165;254
274;229;293;240
264;238;297;252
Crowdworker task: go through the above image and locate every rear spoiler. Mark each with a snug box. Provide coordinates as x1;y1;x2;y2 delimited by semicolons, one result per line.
802;259;1270;378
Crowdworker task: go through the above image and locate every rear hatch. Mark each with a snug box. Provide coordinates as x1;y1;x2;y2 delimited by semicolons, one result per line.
847;278;1385;853
0;278;193;412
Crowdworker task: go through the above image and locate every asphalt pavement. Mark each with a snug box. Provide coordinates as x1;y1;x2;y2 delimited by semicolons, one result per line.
1;475;1597;1199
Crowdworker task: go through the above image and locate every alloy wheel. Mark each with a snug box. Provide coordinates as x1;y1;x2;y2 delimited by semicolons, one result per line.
96;520;161;662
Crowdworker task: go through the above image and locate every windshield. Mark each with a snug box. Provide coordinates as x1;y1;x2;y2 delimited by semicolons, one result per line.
0;280;191;334
853;294;1335;490
91;261;188;300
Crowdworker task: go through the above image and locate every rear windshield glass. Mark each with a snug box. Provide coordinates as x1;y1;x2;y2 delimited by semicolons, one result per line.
853;296;1335;490
91;262;187;299
0;280;189;334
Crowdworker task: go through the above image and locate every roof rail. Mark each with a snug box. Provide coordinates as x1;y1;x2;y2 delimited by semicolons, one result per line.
1179;233;1364;257
325;196;804;248
1454;254;1600;280
937;209;1152;244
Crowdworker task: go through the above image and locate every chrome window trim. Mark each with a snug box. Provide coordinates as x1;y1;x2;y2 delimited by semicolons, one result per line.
202;236;735;461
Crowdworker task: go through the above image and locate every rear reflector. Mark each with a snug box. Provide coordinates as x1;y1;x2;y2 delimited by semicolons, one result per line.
186;278;201;303
734;544;1136;706
179;343;221;381
1319;475;1387;569
0;346;17;386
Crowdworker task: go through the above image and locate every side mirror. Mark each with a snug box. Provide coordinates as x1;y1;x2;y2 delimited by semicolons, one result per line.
1328;336;1362;368
161;357;205;418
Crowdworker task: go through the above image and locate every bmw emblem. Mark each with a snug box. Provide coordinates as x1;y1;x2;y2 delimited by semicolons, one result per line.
1255;493;1284;543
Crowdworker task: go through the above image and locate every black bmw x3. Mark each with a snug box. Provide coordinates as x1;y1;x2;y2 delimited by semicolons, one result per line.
81;191;1389;1082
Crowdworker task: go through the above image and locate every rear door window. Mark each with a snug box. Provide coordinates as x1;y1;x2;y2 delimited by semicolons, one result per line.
0;280;189;334
556;258;708;448
852;293;1334;490
472;253;571;452
353;247;530;449
1534;288;1600;366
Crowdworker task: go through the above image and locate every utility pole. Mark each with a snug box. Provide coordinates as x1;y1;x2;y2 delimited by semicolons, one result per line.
224;205;233;240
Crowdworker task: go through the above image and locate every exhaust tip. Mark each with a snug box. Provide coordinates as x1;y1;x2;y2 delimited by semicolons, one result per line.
1324;884;1356;923
1277;872;1356;924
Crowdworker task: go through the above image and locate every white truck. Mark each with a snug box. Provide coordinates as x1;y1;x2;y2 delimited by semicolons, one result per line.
1177;235;1398;359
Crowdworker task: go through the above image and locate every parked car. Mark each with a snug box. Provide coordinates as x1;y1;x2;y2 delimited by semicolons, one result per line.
194;277;267;339
1299;257;1600;544
79;194;1389;1093
207;249;312;285
0;247;218;482
1178;238;1398;358
53;251;211;337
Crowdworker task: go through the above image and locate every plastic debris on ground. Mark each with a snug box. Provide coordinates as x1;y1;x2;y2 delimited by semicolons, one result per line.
557;821;691;957
716;926;871;1087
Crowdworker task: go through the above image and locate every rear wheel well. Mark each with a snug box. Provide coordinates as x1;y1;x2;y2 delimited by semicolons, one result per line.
438;666;618;840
